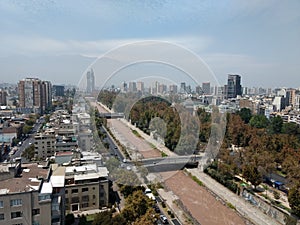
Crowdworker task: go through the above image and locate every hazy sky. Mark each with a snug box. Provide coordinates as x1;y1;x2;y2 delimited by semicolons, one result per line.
0;0;299;88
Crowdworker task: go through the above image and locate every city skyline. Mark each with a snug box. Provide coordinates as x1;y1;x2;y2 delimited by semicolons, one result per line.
0;1;299;88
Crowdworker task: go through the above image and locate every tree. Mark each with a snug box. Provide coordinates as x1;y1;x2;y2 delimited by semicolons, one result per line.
65;213;75;225
237;108;252;124
249;115;269;129
268;116;283;134
242;164;263;190
92;211;113;225
273;190;281;201
282;122;299;135
22;124;33;134
21;144;35;160
122;190;154;223
288;183;300;217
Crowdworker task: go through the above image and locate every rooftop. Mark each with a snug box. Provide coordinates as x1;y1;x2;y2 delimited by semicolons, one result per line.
0;163;49;194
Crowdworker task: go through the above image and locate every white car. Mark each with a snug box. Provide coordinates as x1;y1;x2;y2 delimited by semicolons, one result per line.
160;215;168;224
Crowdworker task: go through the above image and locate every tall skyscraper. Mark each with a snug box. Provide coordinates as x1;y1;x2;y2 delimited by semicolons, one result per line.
0;89;7;105
169;84;178;94
202;82;211;95
225;74;242;99
86;68;95;94
180;82;186;93
18;78;52;113
136;81;144;92
128;82;137;92
53;85;65;97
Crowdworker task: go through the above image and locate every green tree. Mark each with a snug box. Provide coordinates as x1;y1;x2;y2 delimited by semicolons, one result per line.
282;122;299;135
242;164;263;190
92;211;113;225
288;184;300;217
273;190;281;201
65;213;75;225
122;190;154;224
249;115;269;129
21;144;35;160
22;124;33;134
237;108;252;124
268;116;283;134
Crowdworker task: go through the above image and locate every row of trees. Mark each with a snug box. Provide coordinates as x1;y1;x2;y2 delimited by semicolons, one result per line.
220;109;300;217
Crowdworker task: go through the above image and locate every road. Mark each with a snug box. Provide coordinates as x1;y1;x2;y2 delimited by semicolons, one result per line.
11;117;44;161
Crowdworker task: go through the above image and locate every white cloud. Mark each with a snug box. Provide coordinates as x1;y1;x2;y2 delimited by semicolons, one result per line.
0;35;213;57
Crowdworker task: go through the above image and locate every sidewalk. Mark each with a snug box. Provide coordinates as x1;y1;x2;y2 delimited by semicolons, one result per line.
187;168;282;225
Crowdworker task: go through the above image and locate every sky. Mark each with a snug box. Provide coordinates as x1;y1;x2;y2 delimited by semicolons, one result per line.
0;0;299;88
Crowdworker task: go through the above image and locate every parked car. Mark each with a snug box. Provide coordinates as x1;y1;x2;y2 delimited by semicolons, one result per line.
160;215;168;224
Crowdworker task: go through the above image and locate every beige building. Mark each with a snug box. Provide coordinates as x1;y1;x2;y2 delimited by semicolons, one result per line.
34;133;56;159
64;164;109;213
0;162;52;225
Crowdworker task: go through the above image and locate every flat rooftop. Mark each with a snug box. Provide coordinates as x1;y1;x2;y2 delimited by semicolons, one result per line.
0;163;49;194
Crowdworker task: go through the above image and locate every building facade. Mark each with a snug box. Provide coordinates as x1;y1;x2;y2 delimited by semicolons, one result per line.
86;69;95;94
18;78;52;114
225;74;242;99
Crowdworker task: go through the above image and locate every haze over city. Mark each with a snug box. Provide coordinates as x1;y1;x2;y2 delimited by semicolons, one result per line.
0;1;299;88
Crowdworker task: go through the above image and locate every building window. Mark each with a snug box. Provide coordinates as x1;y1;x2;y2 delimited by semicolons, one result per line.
100;193;104;197
10;199;22;206
65;198;69;204
32;208;40;216
82;195;89;202
71;189;78;194
0;201;3;208
0;213;4;220
65;190;68;194
81;203;89;208
71;197;79;203
82;187;88;192
11;211;23;219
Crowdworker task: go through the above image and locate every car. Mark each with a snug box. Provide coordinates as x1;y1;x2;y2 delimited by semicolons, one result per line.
123;158;127;163
160;215;168;224
153;205;160;213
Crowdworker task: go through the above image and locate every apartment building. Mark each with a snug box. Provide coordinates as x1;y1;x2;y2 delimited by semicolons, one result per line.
64;164;109;213
34;133;56;159
18;78;52;114
0;162;52;225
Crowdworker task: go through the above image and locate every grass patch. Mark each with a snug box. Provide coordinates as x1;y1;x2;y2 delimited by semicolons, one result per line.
131;129;142;138
86;214;95;222
161;152;168;157
227;202;236;210
185;170;204;187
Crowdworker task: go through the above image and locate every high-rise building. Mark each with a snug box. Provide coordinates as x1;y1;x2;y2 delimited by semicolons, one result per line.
202;82;211;95
169;84;178;94
136;81;144;92
53;85;65;97
0;90;7;105
180;82;186;93
86;69;95;94
18;78;52;114
128;82;137;92
225;74;242;99
158;84;167;94
195;85;202;95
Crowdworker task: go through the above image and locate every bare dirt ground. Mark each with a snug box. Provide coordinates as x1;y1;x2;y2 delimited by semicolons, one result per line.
108;118;161;159
161;171;247;225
